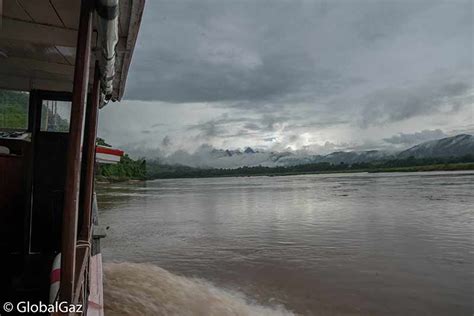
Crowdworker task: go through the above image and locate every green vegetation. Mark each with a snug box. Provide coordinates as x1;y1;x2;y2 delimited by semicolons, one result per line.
95;138;146;182
96;137;111;147
369;162;474;173
1;89;69;131
96;154;147;182
0;90;29;129
146;155;474;179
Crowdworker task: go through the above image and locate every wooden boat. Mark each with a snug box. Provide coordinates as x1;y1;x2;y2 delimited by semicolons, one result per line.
0;0;145;314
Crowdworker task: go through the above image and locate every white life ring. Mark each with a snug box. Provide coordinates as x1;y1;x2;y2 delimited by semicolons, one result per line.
49;253;61;303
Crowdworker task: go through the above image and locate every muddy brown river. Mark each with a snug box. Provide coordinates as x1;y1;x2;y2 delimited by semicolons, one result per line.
97;171;474;315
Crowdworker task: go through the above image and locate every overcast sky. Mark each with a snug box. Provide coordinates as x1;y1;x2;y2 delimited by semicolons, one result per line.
98;0;473;155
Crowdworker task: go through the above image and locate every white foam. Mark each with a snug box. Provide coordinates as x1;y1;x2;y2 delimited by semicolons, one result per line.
104;262;294;316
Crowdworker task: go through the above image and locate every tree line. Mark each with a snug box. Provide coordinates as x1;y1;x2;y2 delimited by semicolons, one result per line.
95;138;146;181
145;155;474;179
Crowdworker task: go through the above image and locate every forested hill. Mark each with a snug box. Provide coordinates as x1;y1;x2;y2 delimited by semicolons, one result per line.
95;138;147;181
95;154;147;182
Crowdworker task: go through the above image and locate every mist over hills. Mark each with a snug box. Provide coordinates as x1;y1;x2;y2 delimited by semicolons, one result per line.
397;134;474;159
127;134;474;169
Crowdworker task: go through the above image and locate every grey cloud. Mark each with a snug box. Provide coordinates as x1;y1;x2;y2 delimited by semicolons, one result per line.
224;130;261;139
288;134;300;142
282;119;349;131
126;1;471;106
187;114;248;138
448;125;474;136
358;81;472;127
383;129;447;146
125;1;323;103
263;137;277;142
188;120;227;138
244;123;261;131
162;135;172;147
188;113;296;137
206;115;251;125
100;0;473;155
260;115;290;132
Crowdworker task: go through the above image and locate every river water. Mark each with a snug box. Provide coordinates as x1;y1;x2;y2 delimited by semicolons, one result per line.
97;171;474;315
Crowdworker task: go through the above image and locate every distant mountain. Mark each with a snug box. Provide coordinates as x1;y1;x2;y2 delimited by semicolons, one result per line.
132;134;474;169
316;134;473;164
320;150;392;164
244;147;256;154
397;134;474;159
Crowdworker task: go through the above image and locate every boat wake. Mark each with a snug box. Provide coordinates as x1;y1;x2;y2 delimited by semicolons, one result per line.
103;262;294;316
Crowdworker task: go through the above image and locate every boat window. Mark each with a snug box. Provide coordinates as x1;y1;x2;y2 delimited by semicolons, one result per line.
40;100;72;132
0;89;29;131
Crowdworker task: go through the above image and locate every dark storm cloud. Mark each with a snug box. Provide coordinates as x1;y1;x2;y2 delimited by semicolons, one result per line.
126;1;327;103
103;0;473;154
128;2;423;101
124;0;472;130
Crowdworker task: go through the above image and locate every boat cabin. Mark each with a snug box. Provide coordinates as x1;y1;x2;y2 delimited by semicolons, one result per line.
0;0;144;313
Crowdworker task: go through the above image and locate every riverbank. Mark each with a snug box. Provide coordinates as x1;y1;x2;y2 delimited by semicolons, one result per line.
96;175;146;183
143;162;474;180
368;162;474;173
95;159;474;182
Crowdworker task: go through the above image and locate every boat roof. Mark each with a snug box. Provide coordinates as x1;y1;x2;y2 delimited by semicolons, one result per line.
0;0;144;101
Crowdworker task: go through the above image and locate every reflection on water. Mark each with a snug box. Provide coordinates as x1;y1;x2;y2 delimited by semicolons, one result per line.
98;171;474;315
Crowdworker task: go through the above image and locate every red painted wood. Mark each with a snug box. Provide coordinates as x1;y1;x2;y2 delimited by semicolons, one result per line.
96;146;124;157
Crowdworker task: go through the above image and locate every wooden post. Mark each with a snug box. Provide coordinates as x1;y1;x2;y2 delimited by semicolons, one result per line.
79;62;100;241
60;0;93;303
24;90;39;254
